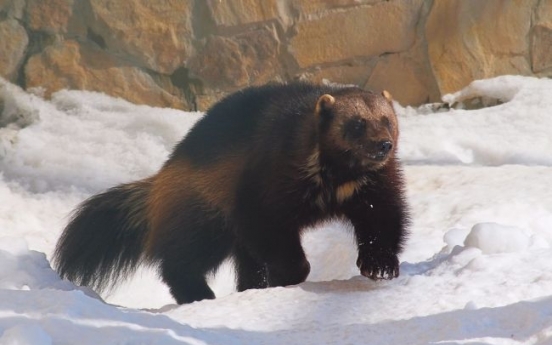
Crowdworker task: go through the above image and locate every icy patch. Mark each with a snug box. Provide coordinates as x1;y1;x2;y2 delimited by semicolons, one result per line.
397;75;552;166
442;76;525;105
0;79;202;194
0;237;99;299
2;76;552;344
464;223;531;254
0;79;40;128
443;228;471;248
0;324;52;345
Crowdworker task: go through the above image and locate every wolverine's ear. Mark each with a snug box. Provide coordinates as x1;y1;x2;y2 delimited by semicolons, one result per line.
315;94;335;116
382;90;393;103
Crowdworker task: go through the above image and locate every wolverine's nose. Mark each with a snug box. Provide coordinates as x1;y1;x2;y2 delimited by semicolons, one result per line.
377;141;393;156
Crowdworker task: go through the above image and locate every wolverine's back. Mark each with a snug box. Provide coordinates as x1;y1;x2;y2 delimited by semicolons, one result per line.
169;82;337;167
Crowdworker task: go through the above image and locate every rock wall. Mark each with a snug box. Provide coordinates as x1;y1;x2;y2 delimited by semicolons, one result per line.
1;0;550;110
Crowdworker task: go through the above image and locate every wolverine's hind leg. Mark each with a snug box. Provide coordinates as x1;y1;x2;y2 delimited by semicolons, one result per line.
234;220;311;289
160;262;215;304
149;198;234;304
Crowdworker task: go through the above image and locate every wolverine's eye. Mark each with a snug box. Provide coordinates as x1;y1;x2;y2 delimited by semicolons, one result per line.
345;118;366;139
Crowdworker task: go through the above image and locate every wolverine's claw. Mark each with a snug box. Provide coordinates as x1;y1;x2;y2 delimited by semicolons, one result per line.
357;252;400;281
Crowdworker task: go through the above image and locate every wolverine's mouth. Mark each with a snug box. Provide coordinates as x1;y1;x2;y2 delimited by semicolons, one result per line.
358;149;392;169
358;153;389;169
367;153;387;161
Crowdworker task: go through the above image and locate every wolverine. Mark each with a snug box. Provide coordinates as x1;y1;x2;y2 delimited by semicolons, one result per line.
54;82;409;304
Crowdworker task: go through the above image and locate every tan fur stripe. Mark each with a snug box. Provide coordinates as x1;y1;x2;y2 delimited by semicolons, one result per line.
336;179;367;204
145;155;246;255
301;146;322;185
122;179;153;230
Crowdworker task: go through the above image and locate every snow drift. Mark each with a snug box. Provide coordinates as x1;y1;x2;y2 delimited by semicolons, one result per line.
1;75;552;344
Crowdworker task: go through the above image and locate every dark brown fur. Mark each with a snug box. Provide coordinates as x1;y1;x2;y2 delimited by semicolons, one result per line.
53;82;409;304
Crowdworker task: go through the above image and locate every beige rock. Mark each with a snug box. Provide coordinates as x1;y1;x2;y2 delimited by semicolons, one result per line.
194;92;227;112
531;25;552;73
0;19;28;81
1;0;547;111
25;40;188;109
293;0;380;17
290;0;423;68
301;63;376;87
532;0;552;73
25;0;74;33
0;0;25;19
189;26;282;90
534;0;552;24
366;52;439;106
207;0;280;26
426;0;534;95
190;36;249;89
87;0;194;74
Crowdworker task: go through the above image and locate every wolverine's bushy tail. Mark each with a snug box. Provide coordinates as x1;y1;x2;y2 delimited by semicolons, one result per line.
53;179;152;292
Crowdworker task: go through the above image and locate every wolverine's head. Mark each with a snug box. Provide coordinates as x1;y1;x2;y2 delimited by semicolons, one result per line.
315;88;399;171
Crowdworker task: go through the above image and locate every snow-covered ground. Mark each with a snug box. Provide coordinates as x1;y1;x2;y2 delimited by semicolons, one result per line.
1;75;552;344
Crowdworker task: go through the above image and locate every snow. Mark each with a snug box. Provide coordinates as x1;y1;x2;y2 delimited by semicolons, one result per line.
1;75;552;344
463;222;533;254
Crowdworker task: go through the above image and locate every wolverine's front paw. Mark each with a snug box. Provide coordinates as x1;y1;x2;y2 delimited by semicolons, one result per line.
356;251;399;280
